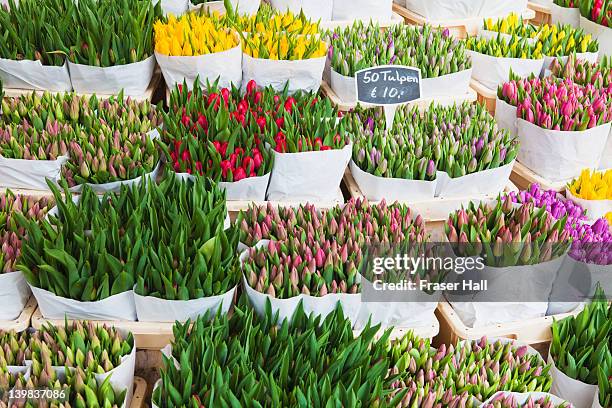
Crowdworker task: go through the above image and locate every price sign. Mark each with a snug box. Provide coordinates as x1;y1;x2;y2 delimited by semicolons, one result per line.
355;66;422;129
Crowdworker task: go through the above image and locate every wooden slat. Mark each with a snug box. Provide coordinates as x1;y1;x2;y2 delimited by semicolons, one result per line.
527;2;552;25
130;378;147;408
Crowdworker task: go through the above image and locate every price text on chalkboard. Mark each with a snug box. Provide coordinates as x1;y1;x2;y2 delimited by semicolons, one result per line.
355;66;422;106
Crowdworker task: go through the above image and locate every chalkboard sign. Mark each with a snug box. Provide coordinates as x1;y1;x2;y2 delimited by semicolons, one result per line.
355;66;422;106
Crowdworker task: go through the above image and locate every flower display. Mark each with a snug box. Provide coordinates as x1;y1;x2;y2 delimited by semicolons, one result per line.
482;393;570;408
483;13;538;39
465;35;543;59
568;169;612;200
550;55;612;89
579;0;611;27
347;103;518;180
329;23;470;78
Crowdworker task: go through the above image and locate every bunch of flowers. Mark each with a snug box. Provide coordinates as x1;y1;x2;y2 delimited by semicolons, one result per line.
465;35;543;59
0;330;29;367
0;192;52;274
579;0;611;27
329;23;470;78
0;91;162;187
568;169;612;200
154;14;239;57
483;393;570;408
241;31;326;60
240;198;427;298
225;4;319;35
446;200;572;266
347;103;518;180
554;0;578;7
550;55;612;89
499;76;612;131
483;13;538;39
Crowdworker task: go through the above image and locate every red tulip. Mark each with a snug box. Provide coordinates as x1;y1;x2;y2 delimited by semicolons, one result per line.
207;93;220;109
229;153;237;167
275;117;284;128
246;80;257;96
221;88;230;106
273;95;280;105
233;167;247;181
181;149;190;162
181;114;191;127
254;91;262;104
195;161;203;173
220;160;232;178
284;97;295;113
242;156;254;172
253;152;263;170
256;116;267;130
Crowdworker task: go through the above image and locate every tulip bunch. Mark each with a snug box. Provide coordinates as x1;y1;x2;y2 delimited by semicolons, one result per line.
242;31;327;60
163;79;273;181
499;76;612;131
0;192;52;274
224;4;319;35
12;367;125;408
550;290;612;385
446;200;572;266
483;393;571;408
0;330;29;367
0;0;75;66
348;103;518;180
154;302;409;407
568;169;612;200
240;198;427;297
387;336;552;404
19;175;238;302
465;35;543;59
537;24;598;56
0;91;163;187
554;0;577;7
598;368;612;408
329;23;471;78
29;321;133;373
61;0;162;67
550;55;612;89
483;14;539;39
154;14;239;57
579;0;611;27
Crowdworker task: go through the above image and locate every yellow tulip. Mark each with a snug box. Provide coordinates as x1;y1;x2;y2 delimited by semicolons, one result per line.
569;169;612;200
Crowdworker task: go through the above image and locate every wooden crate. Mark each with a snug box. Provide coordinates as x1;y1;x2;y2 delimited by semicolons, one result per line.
470;78;497;114
0;297;36;332
131;377;147;408
527;2;552;25
321;81;477;112
2;72;162;103
392;4;536;39
343;168;519;223
510;161;568;192
435;301;580;347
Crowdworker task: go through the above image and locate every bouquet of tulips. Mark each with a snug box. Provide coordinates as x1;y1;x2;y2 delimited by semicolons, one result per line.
11;367;126;408
483;393;571;408
60;0;161;67
29;321;133;374
329;23;470;79
446;200;572;266
241;31;326;60
465;36;543;59
499;76;612;131
550;55;612;88
550;290;611;387
348;103;518;181
163;79;274;183
580;0;611;27
537;24;598;56
554;0;578;7
0;192;52;274
568;169;612;200
0;0;75;67
154;14;239;57
154;301;411;407
0;330;29;367
223;4;319;35
483;14;539;39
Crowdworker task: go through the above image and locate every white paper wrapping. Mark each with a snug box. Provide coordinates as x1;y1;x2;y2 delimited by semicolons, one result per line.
175;171;270;201
242;54;326;94
549;350;599;408
92;342;136;406
155;0;189;15
330;68;472;105
269;0;332;21
0;59;72;92
542;52;599;75
155;44;242;90
0;271;30;320
266;144;351;201
495;97;518;137
552;255;612;309
448;255;565;328
332;0;392;21
402;0;527;20
435;161;515;198
134;285;236;322
68;160;162;194
566;187;612;222
551;4;581;27
469;50;545;91
0;155;68;190
600;134;612;168
593;395;604;408
481;392;572;407
580;16;612;58
350;160;437;202
68;56;155;96
243;276;363;326
517;119;611;182
30;285;137;321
